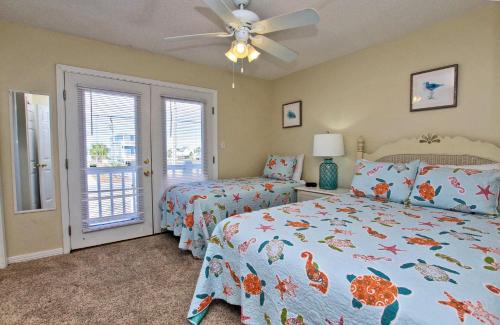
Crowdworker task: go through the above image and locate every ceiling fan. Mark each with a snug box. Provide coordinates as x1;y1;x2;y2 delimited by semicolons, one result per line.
164;0;320;64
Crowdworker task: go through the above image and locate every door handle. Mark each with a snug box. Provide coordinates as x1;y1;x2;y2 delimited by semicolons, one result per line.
143;158;150;164
144;169;151;176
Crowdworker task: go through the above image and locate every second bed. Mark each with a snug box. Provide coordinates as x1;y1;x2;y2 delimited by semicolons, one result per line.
160;176;302;257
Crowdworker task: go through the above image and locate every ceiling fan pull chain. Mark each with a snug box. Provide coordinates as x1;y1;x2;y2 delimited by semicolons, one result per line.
240;59;244;74
232;61;235;89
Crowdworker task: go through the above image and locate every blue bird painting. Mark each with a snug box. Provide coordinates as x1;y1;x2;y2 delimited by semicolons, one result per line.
287;110;296;119
423;81;444;100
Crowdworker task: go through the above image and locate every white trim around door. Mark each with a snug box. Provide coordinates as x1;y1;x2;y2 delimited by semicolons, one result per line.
56;65;218;253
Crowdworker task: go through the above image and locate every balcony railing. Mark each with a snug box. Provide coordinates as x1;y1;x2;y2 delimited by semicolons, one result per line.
83;166;143;229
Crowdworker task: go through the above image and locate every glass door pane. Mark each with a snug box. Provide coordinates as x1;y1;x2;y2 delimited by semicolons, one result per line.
79;88;143;231
162;98;207;185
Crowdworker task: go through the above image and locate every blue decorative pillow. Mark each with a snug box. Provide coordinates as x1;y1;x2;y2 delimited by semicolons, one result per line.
409;163;500;215
263;155;297;180
350;159;420;203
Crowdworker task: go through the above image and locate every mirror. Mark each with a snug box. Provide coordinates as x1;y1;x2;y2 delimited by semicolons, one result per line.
10;91;55;212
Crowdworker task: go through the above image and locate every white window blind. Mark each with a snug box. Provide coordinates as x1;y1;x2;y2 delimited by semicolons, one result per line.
78;87;144;232
162;98;208;186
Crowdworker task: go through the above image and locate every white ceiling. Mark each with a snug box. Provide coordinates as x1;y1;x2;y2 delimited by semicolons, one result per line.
0;0;486;79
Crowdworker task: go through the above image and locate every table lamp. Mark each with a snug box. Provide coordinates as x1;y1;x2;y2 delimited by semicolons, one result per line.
313;133;344;190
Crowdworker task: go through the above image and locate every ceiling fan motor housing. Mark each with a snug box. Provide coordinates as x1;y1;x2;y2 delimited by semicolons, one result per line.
232;9;259;25
232;0;251;8
234;28;250;42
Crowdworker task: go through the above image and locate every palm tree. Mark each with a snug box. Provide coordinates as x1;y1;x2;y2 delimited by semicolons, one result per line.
89;144;109;163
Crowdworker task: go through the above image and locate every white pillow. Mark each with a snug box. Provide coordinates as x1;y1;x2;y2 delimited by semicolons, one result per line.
292;154;304;181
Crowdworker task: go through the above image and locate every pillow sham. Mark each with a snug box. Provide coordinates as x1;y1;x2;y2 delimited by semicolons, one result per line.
263;155;297;180
292;154;305;182
350;159;420;203
409;163;500;215
427;163;500;213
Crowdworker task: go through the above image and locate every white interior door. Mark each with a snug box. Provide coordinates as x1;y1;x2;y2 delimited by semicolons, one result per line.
25;100;40;210
151;85;217;233
36;103;55;209
65;72;153;249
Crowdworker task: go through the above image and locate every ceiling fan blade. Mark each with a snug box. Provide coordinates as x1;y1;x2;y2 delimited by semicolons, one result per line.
203;0;241;28
251;8;320;34
251;35;298;63
164;32;233;41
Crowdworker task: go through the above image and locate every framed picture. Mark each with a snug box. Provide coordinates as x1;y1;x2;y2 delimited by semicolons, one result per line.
410;64;458;112
282;100;302;128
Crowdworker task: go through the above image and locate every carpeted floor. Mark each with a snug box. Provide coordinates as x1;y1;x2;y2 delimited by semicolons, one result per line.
0;234;241;324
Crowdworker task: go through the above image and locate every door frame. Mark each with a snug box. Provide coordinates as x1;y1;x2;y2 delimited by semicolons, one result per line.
56;64;218;253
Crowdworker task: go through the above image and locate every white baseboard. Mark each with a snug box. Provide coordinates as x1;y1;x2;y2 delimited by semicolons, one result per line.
7;248;64;264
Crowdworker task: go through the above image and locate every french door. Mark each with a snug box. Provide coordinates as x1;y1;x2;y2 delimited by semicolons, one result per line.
65;73;153;249
151;86;217;232
63;71;216;250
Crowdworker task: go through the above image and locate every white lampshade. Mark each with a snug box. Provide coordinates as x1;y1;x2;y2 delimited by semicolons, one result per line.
313;133;345;157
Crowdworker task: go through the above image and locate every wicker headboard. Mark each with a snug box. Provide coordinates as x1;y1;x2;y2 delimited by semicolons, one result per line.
357;134;500;165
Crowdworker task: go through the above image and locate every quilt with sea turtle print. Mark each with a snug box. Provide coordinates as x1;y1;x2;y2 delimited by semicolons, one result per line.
188;193;499;325
160;177;300;258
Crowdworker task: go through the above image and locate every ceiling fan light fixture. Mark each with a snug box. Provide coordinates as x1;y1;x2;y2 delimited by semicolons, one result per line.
229;40;248;59
225;49;238;63
247;44;260;62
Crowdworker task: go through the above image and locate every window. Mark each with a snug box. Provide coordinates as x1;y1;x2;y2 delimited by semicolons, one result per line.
162;98;207;185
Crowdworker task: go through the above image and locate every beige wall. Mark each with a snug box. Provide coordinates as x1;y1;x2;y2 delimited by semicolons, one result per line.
1;4;499;258
270;4;500;189
0;20;273;257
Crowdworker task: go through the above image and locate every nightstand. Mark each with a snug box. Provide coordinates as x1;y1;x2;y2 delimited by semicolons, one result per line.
295;186;349;202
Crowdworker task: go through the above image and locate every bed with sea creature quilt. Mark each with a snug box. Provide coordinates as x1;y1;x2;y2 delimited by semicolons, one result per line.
188;135;500;324
160;176;302;258
188;193;499;325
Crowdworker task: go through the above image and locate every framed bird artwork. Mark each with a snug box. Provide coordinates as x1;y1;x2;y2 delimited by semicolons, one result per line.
282;100;302;128
410;64;458;112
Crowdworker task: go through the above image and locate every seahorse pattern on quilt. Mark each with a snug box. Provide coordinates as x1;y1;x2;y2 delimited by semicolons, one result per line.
188;193;499;325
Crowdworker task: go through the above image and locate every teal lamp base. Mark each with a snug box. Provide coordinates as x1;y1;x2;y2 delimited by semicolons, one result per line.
319;158;338;190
